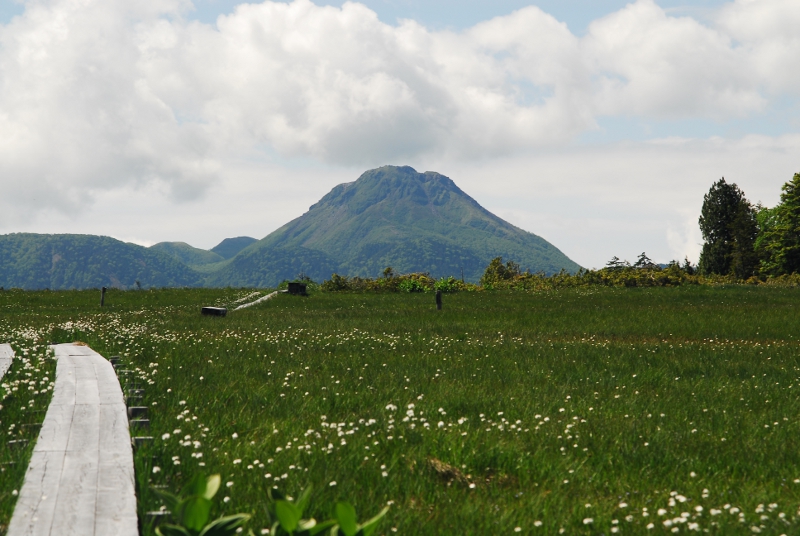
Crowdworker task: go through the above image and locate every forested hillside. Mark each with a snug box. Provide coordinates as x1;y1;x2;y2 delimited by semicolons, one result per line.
0;234;201;290
150;242;225;267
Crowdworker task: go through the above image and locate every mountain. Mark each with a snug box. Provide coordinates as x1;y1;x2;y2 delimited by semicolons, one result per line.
150;242;225;267
0;167;580;289
209;166;580;286
0;233;201;290
211;236;257;260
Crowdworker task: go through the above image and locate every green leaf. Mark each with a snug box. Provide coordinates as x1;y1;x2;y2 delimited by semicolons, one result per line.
155;524;193;536
358;507;389;536
152;488;181;514
334;503;357;536
204;474;222;500
295;485;313;514
269;487;286;502
275;500;302;532
306;519;337;535
198;514;252;536
182;497;213;531
184;473;209;498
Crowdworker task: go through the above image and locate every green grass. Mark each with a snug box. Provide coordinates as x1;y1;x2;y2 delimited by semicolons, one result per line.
1;286;800;535
0;333;55;533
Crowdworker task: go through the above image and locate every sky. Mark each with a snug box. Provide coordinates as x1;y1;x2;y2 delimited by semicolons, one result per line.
0;0;798;270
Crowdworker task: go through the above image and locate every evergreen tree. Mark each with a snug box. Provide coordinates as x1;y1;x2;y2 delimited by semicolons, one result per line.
698;178;757;277
754;204;780;274
759;173;800;275
728;200;759;279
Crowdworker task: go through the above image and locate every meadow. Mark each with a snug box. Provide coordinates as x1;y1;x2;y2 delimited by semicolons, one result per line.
1;286;800;535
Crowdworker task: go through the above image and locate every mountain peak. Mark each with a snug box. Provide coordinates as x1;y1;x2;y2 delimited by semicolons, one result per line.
313;165;472;215
209;166;580;286
210;236;257;259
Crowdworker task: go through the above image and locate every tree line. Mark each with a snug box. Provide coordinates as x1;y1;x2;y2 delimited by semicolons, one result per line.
698;172;800;279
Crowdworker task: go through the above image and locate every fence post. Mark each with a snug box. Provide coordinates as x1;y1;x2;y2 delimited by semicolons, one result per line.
101;286;107;307
435;290;442;310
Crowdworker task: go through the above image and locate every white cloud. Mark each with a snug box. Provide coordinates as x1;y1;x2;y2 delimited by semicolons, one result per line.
586;0;765;119
0;0;798;263
435;133;800;267
716;0;800;94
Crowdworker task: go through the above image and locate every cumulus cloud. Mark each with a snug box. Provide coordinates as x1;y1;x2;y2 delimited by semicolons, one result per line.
586;0;766;118
0;0;798;224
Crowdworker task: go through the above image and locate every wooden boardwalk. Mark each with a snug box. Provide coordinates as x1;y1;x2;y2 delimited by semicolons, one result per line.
0;343;12;380
7;343;138;536
233;290;281;310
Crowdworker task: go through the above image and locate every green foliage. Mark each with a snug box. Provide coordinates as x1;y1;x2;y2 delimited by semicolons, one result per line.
267;486;333;535
331;502;388;536
324;254;800;291
321;270;476;293
0;340;55;528
209;237;258;260
267;486;387;536
479;257;523;288
0;233;202;290
698;177;758;277
397;277;427;293
6;288;800;533
728;199;759;279
150;242;226;267
433;276;464;293
479;255;701;289
153;474;250;536
757;173;800;276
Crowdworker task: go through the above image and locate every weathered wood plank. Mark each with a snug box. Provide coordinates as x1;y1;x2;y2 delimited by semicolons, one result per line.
0;342;13;381
6;450;65;536
7;343;138;536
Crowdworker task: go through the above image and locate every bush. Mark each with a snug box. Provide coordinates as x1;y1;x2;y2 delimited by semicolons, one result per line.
321;269;478;293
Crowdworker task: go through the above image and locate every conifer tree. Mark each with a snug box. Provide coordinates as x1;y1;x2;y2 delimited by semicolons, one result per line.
698;178;757;277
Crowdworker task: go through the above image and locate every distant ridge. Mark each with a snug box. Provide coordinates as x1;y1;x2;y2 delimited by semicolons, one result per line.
150;242;224;267
208;166;580;286
0;233;200;290
0;167;580;289
211;236;257;260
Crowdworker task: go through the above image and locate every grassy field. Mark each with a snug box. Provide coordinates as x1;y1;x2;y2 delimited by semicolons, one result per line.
1;286;800;535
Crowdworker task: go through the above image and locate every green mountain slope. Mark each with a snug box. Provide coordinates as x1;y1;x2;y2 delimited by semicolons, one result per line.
210;166;580;286
0;233;201;290
211;236;257;260
150;242;225;267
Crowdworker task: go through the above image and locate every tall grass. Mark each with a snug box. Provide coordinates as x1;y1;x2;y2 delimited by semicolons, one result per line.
1;286;800;534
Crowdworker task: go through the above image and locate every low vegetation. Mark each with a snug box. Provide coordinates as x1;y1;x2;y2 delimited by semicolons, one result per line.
1;286;800;535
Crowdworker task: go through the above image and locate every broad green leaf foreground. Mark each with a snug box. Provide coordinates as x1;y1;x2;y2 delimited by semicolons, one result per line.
1;286;799;534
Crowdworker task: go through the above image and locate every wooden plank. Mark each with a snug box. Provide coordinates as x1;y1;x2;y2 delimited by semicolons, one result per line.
8;343;138;536
5;450;65;536
0;342;13;381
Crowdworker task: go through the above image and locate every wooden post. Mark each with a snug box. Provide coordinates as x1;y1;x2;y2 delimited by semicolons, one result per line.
435;290;442;310
100;286;107;306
